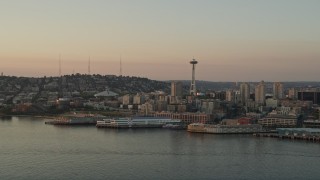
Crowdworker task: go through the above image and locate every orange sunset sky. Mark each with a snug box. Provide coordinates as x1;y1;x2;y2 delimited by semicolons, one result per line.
1;0;320;81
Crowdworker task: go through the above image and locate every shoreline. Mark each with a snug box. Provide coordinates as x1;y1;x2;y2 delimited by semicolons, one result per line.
0;114;57;119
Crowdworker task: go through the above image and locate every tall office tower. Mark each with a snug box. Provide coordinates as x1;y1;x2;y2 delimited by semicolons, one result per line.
255;81;266;104
171;81;183;97
189;58;198;96
273;82;284;99
225;90;234;102
240;82;250;105
298;88;320;105
288;88;297;100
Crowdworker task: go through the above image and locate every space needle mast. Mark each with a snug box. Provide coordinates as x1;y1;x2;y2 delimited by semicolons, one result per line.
190;58;198;96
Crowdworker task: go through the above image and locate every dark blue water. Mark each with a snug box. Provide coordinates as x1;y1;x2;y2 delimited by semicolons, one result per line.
1;116;320;180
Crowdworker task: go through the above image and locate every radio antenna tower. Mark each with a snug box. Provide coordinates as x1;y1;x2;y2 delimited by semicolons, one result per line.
88;56;91;75
59;54;62;76
120;55;122;76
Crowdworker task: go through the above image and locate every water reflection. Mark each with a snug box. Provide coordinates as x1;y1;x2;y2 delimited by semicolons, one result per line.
1;116;320;180
0;116;12;121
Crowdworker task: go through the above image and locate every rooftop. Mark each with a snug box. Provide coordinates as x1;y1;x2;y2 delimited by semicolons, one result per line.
94;90;118;97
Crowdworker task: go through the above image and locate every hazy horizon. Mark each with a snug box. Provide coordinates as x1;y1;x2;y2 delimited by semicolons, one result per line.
1;0;320;81
2;74;320;84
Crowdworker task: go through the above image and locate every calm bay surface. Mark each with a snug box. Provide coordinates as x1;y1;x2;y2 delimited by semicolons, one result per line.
1;116;320;180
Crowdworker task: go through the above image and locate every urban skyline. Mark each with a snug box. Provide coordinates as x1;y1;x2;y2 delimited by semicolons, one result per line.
1;0;320;81
2;1;320;179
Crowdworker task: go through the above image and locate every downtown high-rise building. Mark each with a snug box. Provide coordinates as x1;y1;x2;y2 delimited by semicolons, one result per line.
273;82;284;99
288;88;297;100
240;82;250;105
226;90;234;102
298;88;320;105
255;81;266;105
171;81;183;97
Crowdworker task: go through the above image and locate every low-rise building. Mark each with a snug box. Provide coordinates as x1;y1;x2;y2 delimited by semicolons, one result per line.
258;116;297;128
303;120;320;128
258;107;298;127
177;104;187;113
94;89;118;100
266;98;279;108
140;102;154;115
167;105;176;112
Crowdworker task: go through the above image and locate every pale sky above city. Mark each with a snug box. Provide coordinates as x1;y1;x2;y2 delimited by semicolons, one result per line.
0;0;320;81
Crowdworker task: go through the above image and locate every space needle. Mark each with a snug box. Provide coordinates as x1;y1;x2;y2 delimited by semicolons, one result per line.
190;58;198;96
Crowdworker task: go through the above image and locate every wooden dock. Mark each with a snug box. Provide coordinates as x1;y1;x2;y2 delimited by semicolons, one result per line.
253;133;320;143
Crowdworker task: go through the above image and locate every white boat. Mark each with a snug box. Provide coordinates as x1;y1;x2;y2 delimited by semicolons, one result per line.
96;117;180;128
